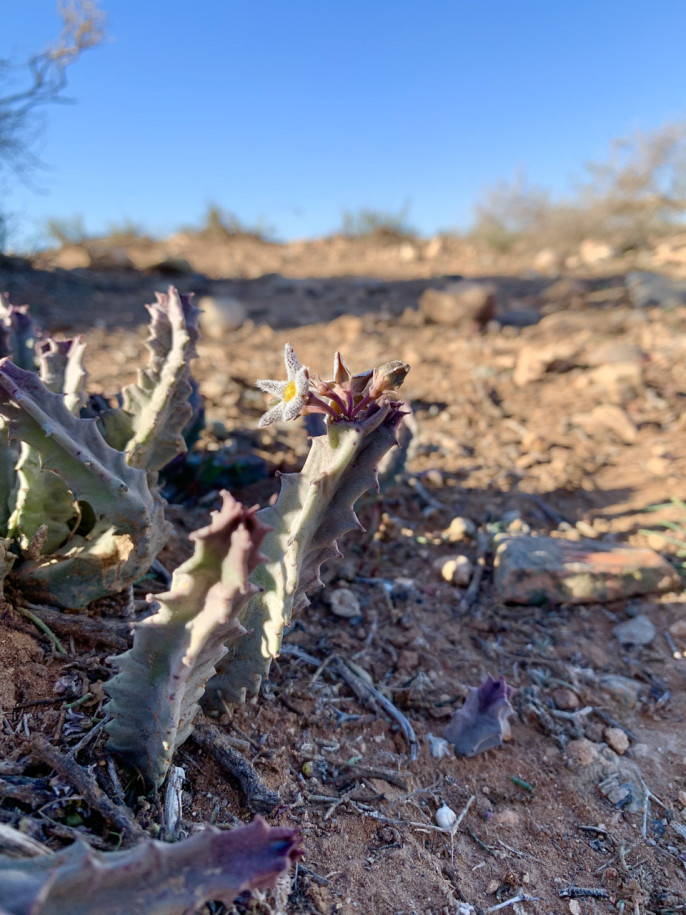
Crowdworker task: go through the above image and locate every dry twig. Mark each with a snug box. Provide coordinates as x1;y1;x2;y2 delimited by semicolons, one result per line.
24;603;131;652
458;529;490;614
29;734;142;843
0;823;52;857
331;658;419;761
192;718;280;814
487;893;539;912
281;644;420;760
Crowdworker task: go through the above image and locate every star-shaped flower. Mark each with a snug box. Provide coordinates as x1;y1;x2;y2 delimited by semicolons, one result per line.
256;343;310;427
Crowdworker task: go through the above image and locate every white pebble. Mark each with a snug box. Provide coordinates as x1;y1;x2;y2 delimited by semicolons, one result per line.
436;803;457;830
427;732;450;759
329;588;361;618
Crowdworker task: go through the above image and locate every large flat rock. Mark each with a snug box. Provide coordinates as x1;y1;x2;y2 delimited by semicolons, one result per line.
494;534;681;605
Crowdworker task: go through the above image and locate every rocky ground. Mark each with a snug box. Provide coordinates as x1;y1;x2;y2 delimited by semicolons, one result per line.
1;234;686;914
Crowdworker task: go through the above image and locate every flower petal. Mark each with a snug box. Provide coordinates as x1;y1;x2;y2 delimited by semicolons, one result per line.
293;366;310;396
283;343;303;381
256;378;288;397
258;401;288;427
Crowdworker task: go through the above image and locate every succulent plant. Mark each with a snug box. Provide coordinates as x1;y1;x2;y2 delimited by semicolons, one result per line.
103;345;409;783
208;345;409;705
104;491;269;786
0;286;198;608
0;817;302;915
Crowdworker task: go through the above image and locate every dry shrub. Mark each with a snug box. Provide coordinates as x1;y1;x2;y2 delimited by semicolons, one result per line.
471;121;686;254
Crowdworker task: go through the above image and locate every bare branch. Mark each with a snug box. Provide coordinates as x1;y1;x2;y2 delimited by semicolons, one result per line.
0;1;106;180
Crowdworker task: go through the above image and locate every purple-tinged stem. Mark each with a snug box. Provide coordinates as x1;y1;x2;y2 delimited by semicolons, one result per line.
350;393;374;419
304;393;340;419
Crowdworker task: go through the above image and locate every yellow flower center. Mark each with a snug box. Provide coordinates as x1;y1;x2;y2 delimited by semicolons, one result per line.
283;380;297;402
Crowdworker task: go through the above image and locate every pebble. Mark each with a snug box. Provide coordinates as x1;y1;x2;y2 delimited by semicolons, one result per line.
565;738;599;768
436;555;474;586
604;727;630;755
575;520;597;539
419;280;497;328
612;615;657;647
423;468;444;487
678;790;686;807
490;808;520;828
426;733;450;759
435;803;457;830
197;295;247;336
572;403;637;444
328;588;361;618
599;674;643;708
606;784;632;806
631;743;652;759
646;456;671;475
669;619;686;641
552;687;580;710
444;516;476;542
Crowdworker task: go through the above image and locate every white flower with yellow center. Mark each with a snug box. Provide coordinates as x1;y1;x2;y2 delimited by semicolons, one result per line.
256;343;310;427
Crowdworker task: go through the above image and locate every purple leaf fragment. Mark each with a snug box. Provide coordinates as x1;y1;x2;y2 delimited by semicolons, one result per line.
443;674;515;757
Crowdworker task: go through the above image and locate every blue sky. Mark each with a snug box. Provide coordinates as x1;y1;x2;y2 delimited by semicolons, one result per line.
4;0;686;248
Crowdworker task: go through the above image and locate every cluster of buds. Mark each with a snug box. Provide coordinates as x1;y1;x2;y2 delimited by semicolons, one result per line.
257;344;409;427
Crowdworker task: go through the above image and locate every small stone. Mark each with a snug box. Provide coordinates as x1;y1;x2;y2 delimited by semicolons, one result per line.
513;339;580;386
599;675;643;708
579;239;617;265
456;905;476;915
587;361;643;405
606;784;631;806
397;242;418;263
197;295;247;337
572;404;637;444
569;900;582;915
604;727;630;755
631;743;652;759
426;733;450;759
612;615;656;647
669;619;686;641
328;588;361;618
565;738;599;768
397;649;420;671
646;532;669;551
678;790;686;807
444;516;477;542
552;687;579;710
435;804;457;830
575;520;597;539
419;280;497;328
532;247;561;275
645;456;671;476
436;555;473;586
491;808;520;828
424;468;444;487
